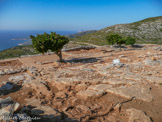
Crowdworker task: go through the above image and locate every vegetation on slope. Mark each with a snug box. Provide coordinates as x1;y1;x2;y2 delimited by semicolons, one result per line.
67;30;97;38
71;16;162;45
0;45;38;59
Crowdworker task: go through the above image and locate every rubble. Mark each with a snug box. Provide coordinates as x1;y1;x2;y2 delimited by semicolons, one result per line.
0;44;162;121
0;66;27;76
8;75;25;83
106;84;153;102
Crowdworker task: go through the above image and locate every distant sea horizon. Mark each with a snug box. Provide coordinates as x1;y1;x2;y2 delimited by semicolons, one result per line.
0;30;77;51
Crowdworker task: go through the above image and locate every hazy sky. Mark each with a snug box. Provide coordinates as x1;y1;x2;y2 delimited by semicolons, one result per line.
0;0;161;31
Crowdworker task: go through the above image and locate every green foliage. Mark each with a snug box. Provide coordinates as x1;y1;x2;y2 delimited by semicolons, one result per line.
125;36;136;46
106;34;136;47
30;33;51;54
49;32;69;61
106;34;125;46
49;32;69;53
30;32;69;61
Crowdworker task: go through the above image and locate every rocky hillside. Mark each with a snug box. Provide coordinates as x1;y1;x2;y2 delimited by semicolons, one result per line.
72;16;162;45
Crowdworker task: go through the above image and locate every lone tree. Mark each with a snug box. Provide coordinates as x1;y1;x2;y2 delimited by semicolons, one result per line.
30;33;51;55
106;34;125;49
49;32;69;62
30;32;69;62
125;36;136;46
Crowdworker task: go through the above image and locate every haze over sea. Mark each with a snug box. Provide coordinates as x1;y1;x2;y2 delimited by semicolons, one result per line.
0;30;76;51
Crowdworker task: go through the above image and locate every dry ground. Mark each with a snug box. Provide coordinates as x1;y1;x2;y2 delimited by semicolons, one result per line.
0;44;162;122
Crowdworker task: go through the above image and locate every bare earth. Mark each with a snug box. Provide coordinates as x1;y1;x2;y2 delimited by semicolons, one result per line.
0;44;162;122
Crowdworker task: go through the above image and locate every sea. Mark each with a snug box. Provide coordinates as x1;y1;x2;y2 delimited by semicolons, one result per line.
0;30;76;51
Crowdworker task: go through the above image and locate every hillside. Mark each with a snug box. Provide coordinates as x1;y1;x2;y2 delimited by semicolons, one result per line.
72;16;162;45
67;30;97;38
0;45;38;59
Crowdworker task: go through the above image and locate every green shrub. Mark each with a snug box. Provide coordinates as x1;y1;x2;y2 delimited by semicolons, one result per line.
106;34;126;48
125;36;136;46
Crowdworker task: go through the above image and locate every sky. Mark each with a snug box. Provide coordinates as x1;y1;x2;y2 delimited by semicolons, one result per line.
0;0;161;31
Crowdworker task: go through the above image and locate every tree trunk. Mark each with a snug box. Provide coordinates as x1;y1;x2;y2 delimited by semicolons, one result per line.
57;51;63;62
119;44;121;51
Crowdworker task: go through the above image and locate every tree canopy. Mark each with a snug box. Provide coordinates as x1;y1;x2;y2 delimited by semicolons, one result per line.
125;36;136;46
30;32;69;62
106;34;136;47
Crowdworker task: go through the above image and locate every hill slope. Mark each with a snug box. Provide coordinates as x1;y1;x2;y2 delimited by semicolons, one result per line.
67;30;97;38
72;16;162;45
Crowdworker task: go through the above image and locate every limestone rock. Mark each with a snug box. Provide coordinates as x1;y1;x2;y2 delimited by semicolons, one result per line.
103;79;136;85
106;84;153;102
55;91;67;99
75;84;87;92
145;76;162;84
126;108;152;122
52;81;70;91
143;59;162;66
75;105;91;114
8;75;25;83
25;80;51;96
0;70;5;75
31;106;62;121
88;84;112;92
77;89;104;100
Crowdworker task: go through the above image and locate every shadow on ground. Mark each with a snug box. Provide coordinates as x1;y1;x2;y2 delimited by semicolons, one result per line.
132;45;144;48
0;83;22;96
25;105;78;122
65;57;101;64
